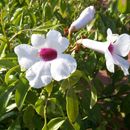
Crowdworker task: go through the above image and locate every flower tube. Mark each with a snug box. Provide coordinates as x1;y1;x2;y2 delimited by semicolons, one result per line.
77;29;130;75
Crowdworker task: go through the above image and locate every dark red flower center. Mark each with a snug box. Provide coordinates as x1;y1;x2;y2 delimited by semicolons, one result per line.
39;48;57;61
108;43;114;54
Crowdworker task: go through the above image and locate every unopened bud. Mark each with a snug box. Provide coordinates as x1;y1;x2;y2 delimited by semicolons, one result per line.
69;6;95;34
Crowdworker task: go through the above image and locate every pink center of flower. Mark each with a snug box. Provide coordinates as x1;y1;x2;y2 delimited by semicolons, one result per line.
39;48;57;61
108;43;114;54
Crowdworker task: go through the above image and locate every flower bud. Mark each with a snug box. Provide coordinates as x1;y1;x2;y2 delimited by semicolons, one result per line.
69;6;95;34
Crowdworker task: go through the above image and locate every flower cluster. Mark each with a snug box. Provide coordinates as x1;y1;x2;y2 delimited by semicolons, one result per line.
15;5;130;89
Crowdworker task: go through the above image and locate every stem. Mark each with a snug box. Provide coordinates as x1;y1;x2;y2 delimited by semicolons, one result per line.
43;84;53;125
43;99;48;125
9;29;32;42
67;33;73;50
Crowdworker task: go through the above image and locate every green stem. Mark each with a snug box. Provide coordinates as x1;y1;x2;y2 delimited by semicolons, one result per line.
9;29;32;42
44;99;47;125
43;84;53;125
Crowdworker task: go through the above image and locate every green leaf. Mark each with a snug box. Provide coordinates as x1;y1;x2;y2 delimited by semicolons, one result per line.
90;86;97;109
0;59;15;68
0;34;7;55
5;65;19;84
11;8;23;21
35;98;45;117
49;0;57;12
8;118;21;130
118;0;127;13
121;94;130;114
66;88;79;123
96;121;107;130
69;70;83;85
0;111;17;122
42;123;48;130
15;78;30;110
11;8;23;25
29;12;36;26
73;121;80;130
48;117;65;130
23;105;35;129
0;86;15;115
19;0;24;4
43;3;52;21
60;0;66;14
60;70;82;92
45;82;53;95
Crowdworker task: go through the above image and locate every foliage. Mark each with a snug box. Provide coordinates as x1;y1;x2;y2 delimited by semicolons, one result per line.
0;0;130;130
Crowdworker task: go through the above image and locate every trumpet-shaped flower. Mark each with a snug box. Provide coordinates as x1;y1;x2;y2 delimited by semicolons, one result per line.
76;29;130;75
14;30;77;88
69;6;95;34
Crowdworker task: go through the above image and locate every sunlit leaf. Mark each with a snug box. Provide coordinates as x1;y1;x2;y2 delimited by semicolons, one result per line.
0;111;17;122
42;123;48;130
90;86;97;109
47;117;65;130
0;58;16;68
66;88;79;123
0;34;7;55
5;65;19;84
35;98;45;117
0;86;15;115
15;78;30;110
45;82;53;95
11;8;23;25
60;70;82;92
118;0;127;13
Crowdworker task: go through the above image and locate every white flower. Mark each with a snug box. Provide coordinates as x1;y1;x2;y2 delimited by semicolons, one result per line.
69;6;95;34
76;28;130;75
14;30;77;88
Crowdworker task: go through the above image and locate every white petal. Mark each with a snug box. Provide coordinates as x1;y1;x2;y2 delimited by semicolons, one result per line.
14;44;40;69
26;61;52;88
107;28;119;43
31;34;46;48
46;30;69;53
57;36;69;52
51;54;77;81
46;30;61;40
105;50;115;73
113;54;130;76
107;28;112;36
77;39;108;54
114;34;130;57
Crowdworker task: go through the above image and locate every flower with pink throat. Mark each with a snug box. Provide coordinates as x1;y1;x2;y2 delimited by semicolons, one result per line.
69;6;95;34
76;28;130;75
14;30;77;88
